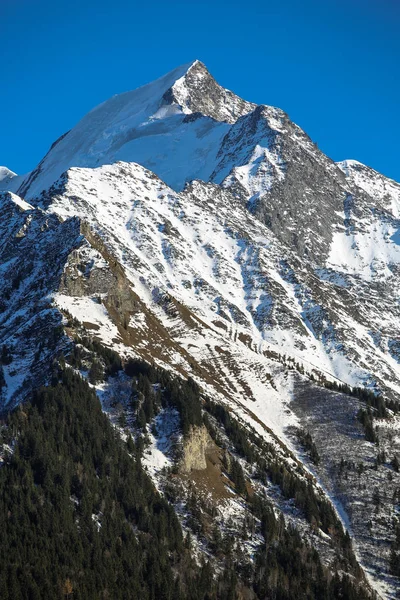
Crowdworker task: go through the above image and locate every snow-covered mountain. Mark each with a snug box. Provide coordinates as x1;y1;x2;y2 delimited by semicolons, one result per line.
0;167;23;193
1;60;400;598
16;61;255;198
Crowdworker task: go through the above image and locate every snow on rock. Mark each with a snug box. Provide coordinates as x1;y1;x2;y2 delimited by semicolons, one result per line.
0;167;26;194
211;105;287;190
18;61;255;199
327;217;400;280
6;192;34;212
168;59;256;124
35;159;400;441
338;159;400;217
142;408;181;484
0;167;17;183
54;293;124;349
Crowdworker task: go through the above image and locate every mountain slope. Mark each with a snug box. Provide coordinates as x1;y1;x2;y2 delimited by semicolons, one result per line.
338;159;400;217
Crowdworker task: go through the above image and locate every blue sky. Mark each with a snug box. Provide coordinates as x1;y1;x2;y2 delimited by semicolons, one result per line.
1;0;399;181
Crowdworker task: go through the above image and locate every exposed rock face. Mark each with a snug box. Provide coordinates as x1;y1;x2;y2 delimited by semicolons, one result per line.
211;104;349;262
0;191;82;406
59;245;116;297
179;425;214;473
290;376;400;592
60;223;140;317
164;60;256;124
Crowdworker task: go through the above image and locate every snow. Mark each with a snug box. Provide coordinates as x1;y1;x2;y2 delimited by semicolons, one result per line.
2;363;29;404
222;143;285;202
115;114;230;192
43;160;400;441
0;167;26;193
54;294;124;349
211;105;287;198
170;59;256;124
0;167;17;182
327;213;400;280
7;192;34;211
142;408;180;483
18;61;198;198
91;513;102;531
338;159;400;218
44;163;300;445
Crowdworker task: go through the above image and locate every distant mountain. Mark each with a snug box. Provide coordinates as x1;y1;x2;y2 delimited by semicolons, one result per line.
1;61;399;599
0;166;23;193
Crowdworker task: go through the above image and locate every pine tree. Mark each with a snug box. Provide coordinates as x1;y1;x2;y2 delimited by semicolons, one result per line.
88;359;104;384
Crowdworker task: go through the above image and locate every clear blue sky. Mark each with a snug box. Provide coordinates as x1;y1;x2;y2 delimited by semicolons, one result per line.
1;0;399;181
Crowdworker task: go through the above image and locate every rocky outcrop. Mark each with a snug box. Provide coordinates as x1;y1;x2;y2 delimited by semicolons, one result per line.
164;60;256;124
59;222;141;330
59;246;117;297
179;425;214;473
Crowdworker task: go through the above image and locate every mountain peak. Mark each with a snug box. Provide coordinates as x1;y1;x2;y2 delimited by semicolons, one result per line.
337;159;367;176
0;166;17;182
0;166;24;194
164;59;256;124
17;61;257;199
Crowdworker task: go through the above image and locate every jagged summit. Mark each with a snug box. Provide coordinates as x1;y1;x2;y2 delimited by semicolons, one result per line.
17;61;256;199
164;59;256;123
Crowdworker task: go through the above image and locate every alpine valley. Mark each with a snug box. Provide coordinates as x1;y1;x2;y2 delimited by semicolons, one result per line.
1;60;400;599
